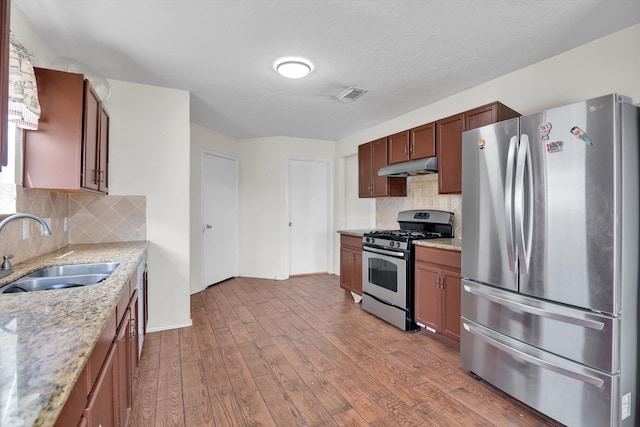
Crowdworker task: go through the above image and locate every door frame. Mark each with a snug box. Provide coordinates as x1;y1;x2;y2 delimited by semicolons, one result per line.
284;157;334;277
200;150;239;290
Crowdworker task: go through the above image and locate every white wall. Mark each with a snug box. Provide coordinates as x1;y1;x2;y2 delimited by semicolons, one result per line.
190;123;238;294
334;23;640;273
106;80;191;331
237;136;335;279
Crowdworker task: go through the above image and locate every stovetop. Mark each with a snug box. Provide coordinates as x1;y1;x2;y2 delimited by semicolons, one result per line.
365;229;447;241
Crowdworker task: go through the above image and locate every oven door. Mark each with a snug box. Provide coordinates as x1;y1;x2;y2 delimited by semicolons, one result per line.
362;245;408;308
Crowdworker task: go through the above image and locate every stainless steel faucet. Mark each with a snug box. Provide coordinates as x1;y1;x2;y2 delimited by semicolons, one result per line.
0;213;52;279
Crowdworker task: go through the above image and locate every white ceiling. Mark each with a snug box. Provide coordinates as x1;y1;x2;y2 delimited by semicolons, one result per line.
14;0;640;141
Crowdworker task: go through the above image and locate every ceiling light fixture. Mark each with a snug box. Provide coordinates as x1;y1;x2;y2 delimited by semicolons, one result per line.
275;58;312;79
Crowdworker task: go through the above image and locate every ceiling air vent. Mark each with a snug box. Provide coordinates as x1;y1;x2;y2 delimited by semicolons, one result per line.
335;86;367;102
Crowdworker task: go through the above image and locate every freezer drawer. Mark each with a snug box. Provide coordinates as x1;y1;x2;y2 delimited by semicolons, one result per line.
462;280;619;372
461;319;619;427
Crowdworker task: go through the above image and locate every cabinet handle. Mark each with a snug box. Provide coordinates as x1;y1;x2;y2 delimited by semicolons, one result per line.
98;170;105;183
409;144;413;155
404;146;408;155
130;319;136;341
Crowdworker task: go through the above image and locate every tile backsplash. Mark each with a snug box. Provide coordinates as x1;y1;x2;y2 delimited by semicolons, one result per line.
376;175;462;238
0;186;146;265
69;194;146;244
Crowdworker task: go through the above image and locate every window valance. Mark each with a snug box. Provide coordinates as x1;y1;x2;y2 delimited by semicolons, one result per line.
8;33;40;130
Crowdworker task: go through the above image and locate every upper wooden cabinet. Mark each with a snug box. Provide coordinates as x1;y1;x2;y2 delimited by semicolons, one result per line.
358;138;406;198
388;123;436;165
436;113;465;194
357;101;518;196
465;102;520;131
437;101;520;194
24;68;109;194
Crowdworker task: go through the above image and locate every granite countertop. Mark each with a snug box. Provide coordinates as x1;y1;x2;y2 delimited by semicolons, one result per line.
413;238;462;252
339;229;462;252
0;241;148;427
337;229;372;237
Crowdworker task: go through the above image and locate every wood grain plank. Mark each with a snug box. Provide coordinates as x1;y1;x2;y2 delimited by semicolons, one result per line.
154;396;185;427
236;390;278;427
333;409;370;427
260;344;301;383
255;374;305;427
223;351;258;396
157;355;182;402
160;329;181;358
178;326;201;363
200;347;231;389
129;368;158;426
209;383;247;426
281;378;337;427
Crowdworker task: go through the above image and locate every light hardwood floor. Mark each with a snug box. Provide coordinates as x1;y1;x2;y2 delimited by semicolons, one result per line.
129;274;562;427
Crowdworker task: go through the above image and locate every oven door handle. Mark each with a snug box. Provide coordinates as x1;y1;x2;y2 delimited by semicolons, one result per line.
362;246;406;259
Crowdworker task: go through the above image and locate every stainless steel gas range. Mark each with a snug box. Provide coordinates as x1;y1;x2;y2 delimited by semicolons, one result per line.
362;209;454;331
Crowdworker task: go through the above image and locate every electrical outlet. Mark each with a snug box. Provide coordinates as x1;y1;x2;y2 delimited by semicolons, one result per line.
22;219;29;239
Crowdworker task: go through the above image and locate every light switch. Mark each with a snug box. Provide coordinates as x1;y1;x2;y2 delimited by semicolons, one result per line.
64;217;68;232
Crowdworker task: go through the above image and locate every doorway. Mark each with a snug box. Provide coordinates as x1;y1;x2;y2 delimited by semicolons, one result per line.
202;152;238;287
288;159;331;276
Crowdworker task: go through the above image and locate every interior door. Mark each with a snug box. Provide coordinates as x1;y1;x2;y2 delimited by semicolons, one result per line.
289;159;329;275
202;153;238;287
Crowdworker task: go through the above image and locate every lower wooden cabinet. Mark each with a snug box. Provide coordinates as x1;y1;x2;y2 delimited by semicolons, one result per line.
414;246;461;340
339;234;363;295
55;259;146;426
84;347;116;427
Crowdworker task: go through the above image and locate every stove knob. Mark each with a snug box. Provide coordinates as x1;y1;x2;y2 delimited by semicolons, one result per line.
365;237;371;243
390;241;396;248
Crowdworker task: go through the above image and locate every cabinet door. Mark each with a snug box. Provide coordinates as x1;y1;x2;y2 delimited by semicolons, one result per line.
409;123;436;160
414;263;441;332
84;344;116;427
339;247;354;291
115;309;131;427
353;250;362;296
465;102;520;131
436;113;464;194
82;82;100;191
25;69;84;190
358;143;372;197
129;292;140;386
442;270;462;340
387;131;410;164
370;138;389;197
98;107;109;193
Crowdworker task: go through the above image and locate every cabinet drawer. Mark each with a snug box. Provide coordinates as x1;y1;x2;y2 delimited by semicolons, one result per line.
340;234;362;249
86;309;116;392
415;246;460;269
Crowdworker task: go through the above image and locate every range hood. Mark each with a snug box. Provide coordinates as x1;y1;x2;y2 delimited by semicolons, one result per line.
378;157;438;177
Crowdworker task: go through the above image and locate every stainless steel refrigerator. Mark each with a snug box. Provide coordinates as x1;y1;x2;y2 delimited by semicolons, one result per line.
461;94;640;427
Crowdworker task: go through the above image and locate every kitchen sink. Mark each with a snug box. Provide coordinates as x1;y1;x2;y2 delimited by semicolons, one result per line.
0;262;120;294
22;262;120;278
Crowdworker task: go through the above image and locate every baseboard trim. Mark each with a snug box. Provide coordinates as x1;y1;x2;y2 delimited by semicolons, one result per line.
146;319;193;333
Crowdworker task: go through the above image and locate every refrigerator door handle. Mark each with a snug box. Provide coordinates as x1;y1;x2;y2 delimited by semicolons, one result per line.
504;135;518;273
514;134;533;274
462;320;605;387
463;284;605;330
